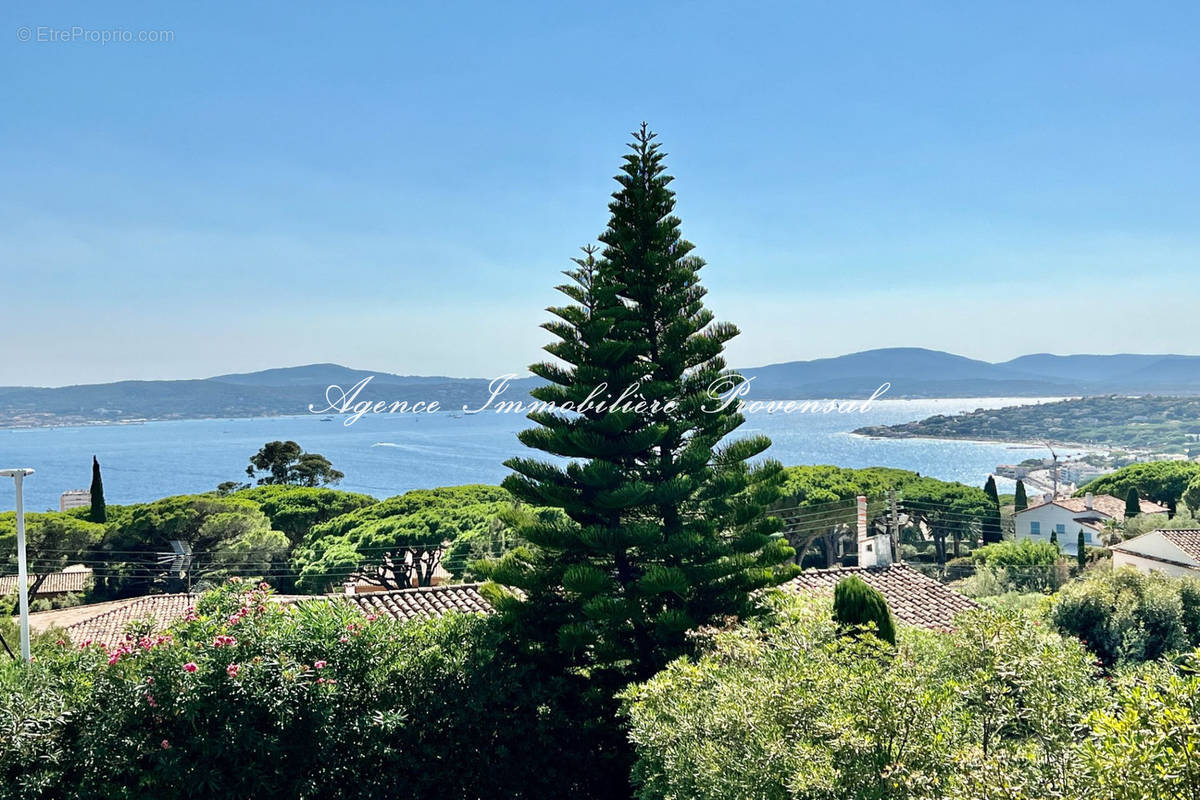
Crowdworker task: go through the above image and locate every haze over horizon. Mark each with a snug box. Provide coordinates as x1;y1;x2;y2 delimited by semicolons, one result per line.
4;1;1199;385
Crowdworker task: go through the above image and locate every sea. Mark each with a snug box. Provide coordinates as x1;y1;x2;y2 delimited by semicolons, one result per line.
0;398;1091;513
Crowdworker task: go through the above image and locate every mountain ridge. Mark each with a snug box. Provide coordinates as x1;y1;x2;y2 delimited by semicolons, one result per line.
3;349;1200;428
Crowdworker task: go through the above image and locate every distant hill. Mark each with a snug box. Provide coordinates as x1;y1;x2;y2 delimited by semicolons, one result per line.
3;349;1199;427
741;348;1200;398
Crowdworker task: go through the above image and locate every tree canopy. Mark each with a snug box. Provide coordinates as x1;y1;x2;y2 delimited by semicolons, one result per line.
292;485;516;593
1079;461;1200;514
245;441;344;487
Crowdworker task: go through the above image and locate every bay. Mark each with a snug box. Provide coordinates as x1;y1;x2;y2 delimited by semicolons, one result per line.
0;398;1087;512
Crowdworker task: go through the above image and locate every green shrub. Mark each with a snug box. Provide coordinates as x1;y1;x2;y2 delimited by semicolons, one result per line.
1049;567;1200;667
623;595;1103;800
0;580;615;800
833;575;895;645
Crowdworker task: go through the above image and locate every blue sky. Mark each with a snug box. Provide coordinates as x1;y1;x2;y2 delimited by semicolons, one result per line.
2;1;1199;386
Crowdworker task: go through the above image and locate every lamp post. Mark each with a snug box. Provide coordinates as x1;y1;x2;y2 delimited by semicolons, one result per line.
1;468;35;662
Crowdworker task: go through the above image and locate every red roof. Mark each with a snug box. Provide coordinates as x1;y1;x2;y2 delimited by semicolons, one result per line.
786;564;977;632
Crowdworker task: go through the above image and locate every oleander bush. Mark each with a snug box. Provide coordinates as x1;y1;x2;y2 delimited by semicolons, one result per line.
0;580;611;800
623;593;1108;800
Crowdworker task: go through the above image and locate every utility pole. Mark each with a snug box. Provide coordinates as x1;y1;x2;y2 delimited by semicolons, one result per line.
889;489;901;563
1;468;35;663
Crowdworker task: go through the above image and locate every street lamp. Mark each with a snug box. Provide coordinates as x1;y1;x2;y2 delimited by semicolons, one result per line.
1;468;35;662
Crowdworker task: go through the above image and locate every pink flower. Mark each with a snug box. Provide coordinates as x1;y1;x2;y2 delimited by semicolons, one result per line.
55;639;65;646
145;693;158;708
183;662;198;673
226;663;240;678
146;677;155;685
365;614;378;622
313;660;326;670
161;740;171;750
338;636;349;644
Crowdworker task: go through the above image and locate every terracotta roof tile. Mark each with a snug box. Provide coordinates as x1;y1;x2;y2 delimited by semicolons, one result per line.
342;583;493;622
66;593;197;647
785;564;977;632
1023;494;1169;520
1112;528;1200;563
0;567;93;597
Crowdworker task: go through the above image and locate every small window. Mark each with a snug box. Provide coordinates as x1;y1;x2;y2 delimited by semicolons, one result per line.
1084;531;1093;543
1055;524;1066;536
1030;521;1041;535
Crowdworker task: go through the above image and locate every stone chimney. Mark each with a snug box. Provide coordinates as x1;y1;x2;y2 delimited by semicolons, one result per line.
1085;492;1094;510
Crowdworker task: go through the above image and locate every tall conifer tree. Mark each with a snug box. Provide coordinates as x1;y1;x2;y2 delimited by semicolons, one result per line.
1014;479;1028;512
89;455;107;523
982;475;1002;543
482;126;796;684
1125;487;1141;518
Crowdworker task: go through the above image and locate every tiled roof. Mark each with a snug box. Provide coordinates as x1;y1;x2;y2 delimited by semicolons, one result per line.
0;567;93;596
1022;494;1169;520
66;593;197;647
342;583;493;621
1113;528;1200;564
785;564;977;632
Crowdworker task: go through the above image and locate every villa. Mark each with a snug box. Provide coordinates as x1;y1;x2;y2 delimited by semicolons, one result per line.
1014;493;1169;555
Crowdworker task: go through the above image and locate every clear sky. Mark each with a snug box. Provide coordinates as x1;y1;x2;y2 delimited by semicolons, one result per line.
2;1;1199;386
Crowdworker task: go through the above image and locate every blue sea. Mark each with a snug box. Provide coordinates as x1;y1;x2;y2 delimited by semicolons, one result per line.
0;398;1089;512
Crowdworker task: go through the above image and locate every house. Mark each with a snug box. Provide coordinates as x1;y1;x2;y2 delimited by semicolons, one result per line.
24;583;496;647
0;565;93;601
1013;493;1168;555
784;494;978;631
1111;529;1200;578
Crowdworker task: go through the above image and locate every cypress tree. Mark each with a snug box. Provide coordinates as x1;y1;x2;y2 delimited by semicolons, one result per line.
1014;480;1028;512
1076;529;1087;569
1125;487;1140;518
982;475;1002;543
1050;529;1059;549
89;455;106;523
481;125;796;685
833;575;896;645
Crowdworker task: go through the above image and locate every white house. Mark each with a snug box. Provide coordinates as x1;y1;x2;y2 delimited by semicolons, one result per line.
1111;529;1200;578
1013;493;1169;556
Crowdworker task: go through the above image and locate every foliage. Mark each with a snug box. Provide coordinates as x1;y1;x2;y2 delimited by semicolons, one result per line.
478;126;796;691
292;485;515;592
96;495;289;596
970;540;1065;593
775;466;921;566
1126;486;1141;518
245;441;344;487
0;581;618;800
1078;657;1200;800
901;478;993;563
0;512;104;596
833;575;895;645
234;485;376;546
1049;567;1200;668
982;476;1003;544
624;596;1104;800
1183;474;1200;516
1079;461;1200;514
1014;480;1028;512
89;456;106;523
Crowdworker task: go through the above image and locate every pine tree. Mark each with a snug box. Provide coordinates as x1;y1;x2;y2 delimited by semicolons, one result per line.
982;475;1002;543
1076;529;1087;569
1125;487;1140;519
833;575;896;645
481;126;796;685
1014;480;1028;512
89;455;106;523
